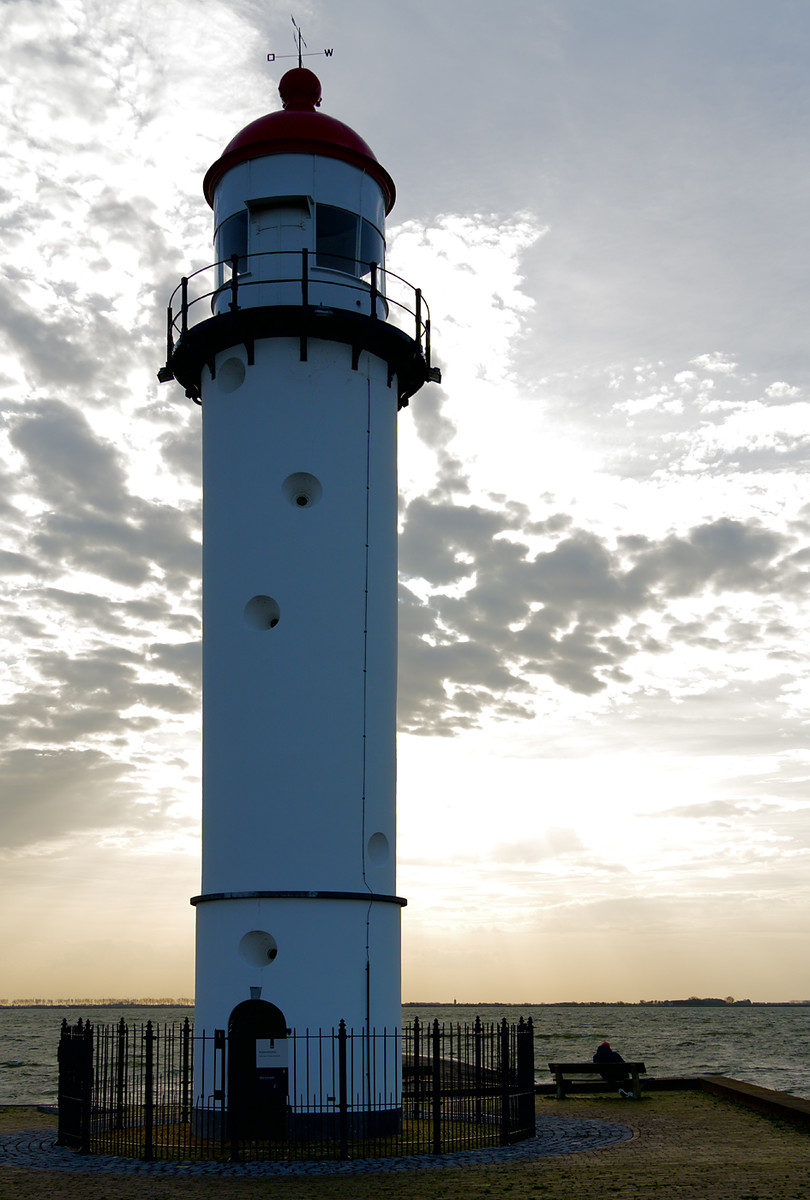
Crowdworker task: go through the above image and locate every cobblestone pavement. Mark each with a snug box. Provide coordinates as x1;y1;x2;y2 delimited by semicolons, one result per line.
0;1117;633;1177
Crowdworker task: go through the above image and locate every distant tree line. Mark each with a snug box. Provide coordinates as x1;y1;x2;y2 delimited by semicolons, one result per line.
643;997;753;1006
0;998;194;1007
403;998;810;1007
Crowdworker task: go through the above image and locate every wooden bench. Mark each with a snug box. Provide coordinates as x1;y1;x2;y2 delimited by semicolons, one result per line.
548;1061;646;1100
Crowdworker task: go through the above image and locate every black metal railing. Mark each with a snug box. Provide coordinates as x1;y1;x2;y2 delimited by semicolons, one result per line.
162;250;435;377
57;1015;535;1162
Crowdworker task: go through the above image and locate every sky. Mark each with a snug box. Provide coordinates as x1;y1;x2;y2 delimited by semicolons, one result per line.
1;0;810;1004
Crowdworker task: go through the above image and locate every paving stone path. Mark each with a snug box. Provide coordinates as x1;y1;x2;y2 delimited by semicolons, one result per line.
0;1118;633;1176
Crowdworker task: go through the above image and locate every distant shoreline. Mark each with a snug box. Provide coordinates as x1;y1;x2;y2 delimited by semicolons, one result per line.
3;999;809;1009
403;1000;810;1008
0;1003;194;1010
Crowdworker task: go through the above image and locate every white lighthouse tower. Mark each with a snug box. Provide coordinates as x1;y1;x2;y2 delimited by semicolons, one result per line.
160;65;438;1130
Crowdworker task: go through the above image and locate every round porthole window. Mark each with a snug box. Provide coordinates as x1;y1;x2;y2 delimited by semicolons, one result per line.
239;930;278;967
244;595;280;630
282;472;323;509
217;356;246;393
367;832;390;864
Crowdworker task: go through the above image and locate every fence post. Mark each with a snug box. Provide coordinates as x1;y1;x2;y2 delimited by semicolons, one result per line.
411;1016;421;1121
474;1015;483;1125
143;1021;154;1162
516;1017;535;1139
499;1018;511;1146
338;1020;349;1161
370;262;379;320
180;277;189;336
181;1016;191;1125
56;1018;68;1147
79;1020;93;1155
115;1018;126;1131
229;254;240;311
431;1019;441;1155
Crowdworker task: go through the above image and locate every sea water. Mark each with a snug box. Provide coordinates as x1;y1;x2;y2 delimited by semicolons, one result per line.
414;1004;810;1099
2;1003;809;1106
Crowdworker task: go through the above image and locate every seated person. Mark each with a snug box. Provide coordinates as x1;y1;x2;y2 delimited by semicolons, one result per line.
593;1041;632;1095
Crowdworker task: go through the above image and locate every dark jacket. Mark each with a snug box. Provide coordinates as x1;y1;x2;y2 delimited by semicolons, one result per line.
593;1043;629;1081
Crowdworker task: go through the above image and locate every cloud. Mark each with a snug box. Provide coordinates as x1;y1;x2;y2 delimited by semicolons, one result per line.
147;640;201;685
9;399;128;514
5;399;200;590
0;0;809;1004
0;278;103;388
0;747;138;851
690;352;738;375
489;829;585;863
646;799;755;821
0;645;179;746
398;491;796;731
625;519;787;597
157;425;202;487
0;397;200;862
411;387;457;452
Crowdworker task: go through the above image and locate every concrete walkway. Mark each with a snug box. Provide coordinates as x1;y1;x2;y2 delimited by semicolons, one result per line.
0;1116;633;1176
6;1092;810;1200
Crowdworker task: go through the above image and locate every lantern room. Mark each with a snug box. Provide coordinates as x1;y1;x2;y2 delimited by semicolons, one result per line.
204;67;394;314
159;67;437;407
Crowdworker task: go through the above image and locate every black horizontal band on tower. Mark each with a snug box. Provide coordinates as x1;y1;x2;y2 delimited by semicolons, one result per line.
168;306;433;409
189;889;408;907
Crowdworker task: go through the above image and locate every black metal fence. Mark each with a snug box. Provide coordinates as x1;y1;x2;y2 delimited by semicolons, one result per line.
57;1016;535;1162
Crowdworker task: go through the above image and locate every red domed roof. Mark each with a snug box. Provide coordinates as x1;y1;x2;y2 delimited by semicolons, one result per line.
203;68;396;212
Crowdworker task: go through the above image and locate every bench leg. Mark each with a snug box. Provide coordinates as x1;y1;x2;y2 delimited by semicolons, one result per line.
554;1074;566;1100
629;1070;642;1099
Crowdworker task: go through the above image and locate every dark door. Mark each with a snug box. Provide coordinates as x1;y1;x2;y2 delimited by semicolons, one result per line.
227;999;288;1139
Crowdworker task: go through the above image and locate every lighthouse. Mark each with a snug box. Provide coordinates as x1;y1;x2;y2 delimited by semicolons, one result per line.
159;65;438;1128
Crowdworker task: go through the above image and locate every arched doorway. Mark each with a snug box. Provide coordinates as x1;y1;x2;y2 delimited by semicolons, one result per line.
227;998;288;1138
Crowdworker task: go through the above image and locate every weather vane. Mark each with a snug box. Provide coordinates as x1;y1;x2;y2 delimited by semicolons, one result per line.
267;15;333;66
